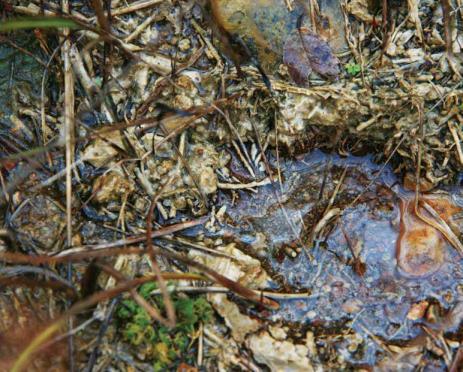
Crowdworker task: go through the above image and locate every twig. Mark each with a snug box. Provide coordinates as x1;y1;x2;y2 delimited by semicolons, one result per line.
406;99;461;256
213;104;256;179
61;0;75;368
381;0;392;59
441;0;462;77
191;19;224;69
148;285;322;300
145;175;177;327
231;140;256;179
274;112;283;192
414;98;424;214
160;237;237;260
98;263;175;328
249;114;307;255
0;266;76;292
55;216;209;254
111;0;164;16
217;177;273;190
0;246;279;309
124;12;158;43
285;0;294;11
10;273;202;372
85;298;119;372
407;0;424;43
31;158;85;191
13;4;90;22
42;316;98;350
449;121;463;165
418;200;463;255
312;208;341;236
197;322;204;367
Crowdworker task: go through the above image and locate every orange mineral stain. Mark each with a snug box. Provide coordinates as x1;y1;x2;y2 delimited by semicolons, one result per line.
397;194;462;277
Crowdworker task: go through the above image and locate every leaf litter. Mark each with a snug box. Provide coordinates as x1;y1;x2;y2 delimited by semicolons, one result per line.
0;0;463;370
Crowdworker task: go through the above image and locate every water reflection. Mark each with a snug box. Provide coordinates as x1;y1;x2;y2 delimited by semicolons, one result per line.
216;150;463;365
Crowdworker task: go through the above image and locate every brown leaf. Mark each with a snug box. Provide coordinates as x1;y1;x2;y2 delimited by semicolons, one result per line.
283;30;340;85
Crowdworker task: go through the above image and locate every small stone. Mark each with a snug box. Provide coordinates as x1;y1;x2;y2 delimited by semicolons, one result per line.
178;38;191;51
305;331;317;357
342;299;363;314
347;342;358;353
11;195;65;253
268;325;287;341
407;301;429;320
72;233;82;246
172;94;193;110
93;169;134;203
82;132;124;168
199;167;217;195
306;310;317;319
173;196;187;210
176;74;196;91
247;331;314;371
426;304;441;323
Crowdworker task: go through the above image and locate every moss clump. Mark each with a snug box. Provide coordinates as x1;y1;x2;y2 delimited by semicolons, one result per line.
345;62;361;76
116;282;213;371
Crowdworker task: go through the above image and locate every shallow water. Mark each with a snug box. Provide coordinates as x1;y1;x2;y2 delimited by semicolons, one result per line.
216;150;463;365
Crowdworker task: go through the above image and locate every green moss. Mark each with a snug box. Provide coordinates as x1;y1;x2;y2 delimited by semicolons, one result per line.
116;282;213;369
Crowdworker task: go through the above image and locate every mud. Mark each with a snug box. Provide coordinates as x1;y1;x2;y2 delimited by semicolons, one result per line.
215;150;463;365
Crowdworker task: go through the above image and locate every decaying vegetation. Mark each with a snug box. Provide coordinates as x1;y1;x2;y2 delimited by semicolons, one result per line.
1;0;463;370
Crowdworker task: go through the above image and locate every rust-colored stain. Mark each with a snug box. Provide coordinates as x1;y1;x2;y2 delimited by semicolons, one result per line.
423;195;462;229
217;150;463;362
397;195;462;277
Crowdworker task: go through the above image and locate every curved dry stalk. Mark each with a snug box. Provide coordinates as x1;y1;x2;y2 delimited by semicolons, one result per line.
97;263;175;328
417;200;463;256
213;104;256;178
144;175;177;327
411;98;463;255
0;246;280;308
56;216;208;254
61;1;76;367
441;0;462;78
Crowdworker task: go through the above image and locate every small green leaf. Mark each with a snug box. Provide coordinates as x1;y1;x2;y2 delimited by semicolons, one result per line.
345;63;361;76
0;17;80;32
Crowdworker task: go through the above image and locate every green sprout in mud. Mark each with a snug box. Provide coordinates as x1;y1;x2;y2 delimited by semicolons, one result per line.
345;62;361;76
116;282;213;371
